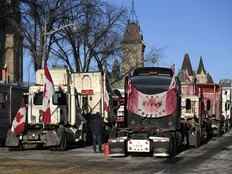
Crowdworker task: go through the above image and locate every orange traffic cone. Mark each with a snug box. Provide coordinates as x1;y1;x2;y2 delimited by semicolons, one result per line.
103;143;110;159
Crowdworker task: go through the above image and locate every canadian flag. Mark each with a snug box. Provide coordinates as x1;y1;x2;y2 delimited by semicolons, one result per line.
11;106;26;135
42;63;54;124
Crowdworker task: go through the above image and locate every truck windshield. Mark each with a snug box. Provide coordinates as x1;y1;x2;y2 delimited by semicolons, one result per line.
131;76;172;94
33;92;43;105
53;91;67;105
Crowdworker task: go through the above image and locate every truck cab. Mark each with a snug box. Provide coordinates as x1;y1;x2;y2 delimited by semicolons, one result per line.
109;67;181;157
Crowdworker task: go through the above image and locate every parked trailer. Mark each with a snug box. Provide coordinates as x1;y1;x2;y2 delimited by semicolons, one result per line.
71;72;112;144
0;83;27;146
109;67;182;157
71;72;110;121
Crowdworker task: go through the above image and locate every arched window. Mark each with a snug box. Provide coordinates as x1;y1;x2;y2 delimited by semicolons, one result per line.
186;98;191;113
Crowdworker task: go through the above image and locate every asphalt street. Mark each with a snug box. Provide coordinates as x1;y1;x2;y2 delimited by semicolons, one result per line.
0;130;232;174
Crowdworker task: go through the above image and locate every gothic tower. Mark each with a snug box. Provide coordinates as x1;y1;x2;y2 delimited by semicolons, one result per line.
121;0;145;76
196;57;208;84
0;0;23;83
179;53;195;83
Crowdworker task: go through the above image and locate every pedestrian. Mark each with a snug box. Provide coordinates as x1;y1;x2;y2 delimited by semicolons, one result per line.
89;112;103;153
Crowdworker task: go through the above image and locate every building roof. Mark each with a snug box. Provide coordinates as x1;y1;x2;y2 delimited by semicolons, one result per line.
122;22;143;43
197;57;206;74
207;73;214;83
181;53;194;75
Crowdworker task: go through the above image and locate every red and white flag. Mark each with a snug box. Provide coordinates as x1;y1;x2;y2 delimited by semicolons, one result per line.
103;73;110;122
11;106;26;135
104;89;110;113
42;63;54;124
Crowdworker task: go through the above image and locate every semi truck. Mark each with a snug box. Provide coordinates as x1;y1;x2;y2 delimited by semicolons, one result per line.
6;68;111;150
180;82;221;147
109;67;182;157
6;68;87;150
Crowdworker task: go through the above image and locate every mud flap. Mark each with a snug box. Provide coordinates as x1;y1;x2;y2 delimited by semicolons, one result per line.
5;130;19;147
45;131;60;147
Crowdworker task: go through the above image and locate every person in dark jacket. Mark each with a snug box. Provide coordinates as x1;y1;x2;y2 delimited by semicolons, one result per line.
89;112;103;152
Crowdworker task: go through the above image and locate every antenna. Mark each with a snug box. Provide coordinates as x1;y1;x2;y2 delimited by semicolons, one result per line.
129;0;138;23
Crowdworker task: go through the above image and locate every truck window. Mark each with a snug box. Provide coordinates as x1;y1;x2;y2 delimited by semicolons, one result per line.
53;91;67;105
33;92;43;105
186;98;191;113
131;76;171;94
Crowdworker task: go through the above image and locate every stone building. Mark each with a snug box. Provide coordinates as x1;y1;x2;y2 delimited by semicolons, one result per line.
121;0;145;76
179;54;213;85
0;0;23;83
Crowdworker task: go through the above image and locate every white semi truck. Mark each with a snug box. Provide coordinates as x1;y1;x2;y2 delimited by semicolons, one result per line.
6;68;110;150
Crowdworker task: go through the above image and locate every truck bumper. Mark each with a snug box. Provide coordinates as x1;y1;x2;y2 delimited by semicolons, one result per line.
108;137;127;157
22;130;60;147
149;136;170;157
109;136;171;157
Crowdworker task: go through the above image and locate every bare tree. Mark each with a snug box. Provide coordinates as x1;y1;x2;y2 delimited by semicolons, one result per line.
51;0;127;73
20;0;66;71
144;46;163;66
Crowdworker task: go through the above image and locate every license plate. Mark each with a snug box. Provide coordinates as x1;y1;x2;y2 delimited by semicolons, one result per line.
127;139;150;152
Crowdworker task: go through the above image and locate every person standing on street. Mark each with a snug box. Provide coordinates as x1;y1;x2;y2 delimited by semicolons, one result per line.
89;112;103;153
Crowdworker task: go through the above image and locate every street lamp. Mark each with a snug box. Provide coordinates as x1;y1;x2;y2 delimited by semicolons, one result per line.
42;22;77;68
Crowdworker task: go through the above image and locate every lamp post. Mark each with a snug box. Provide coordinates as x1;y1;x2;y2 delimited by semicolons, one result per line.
42;22;77;68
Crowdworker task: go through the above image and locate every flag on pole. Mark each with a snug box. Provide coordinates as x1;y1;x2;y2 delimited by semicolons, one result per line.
11;106;26;135
103;72;110;113
42;63;54;124
104;88;110;113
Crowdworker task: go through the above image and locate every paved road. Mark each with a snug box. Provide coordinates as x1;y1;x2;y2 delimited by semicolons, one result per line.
0;131;232;174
